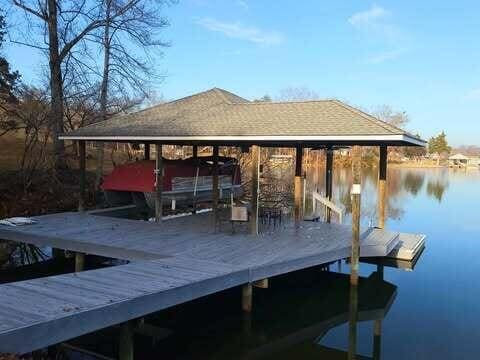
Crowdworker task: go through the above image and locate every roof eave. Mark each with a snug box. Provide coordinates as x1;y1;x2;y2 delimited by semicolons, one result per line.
59;134;426;147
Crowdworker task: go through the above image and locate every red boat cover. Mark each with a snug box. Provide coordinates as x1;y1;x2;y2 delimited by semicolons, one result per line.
102;158;240;192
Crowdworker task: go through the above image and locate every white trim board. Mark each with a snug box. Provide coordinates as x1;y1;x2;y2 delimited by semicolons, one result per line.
59;134;426;146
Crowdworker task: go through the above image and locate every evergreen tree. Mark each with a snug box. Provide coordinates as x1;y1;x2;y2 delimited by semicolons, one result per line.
428;131;451;155
0;14;21;104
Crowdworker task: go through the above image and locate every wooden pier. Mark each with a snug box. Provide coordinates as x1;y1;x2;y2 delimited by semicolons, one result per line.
0;211;415;354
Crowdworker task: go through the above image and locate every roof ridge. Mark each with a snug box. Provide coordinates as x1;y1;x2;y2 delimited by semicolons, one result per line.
235;99;337;105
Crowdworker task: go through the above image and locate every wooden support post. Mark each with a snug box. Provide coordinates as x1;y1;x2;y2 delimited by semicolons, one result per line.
144;143;150;160
325;146;334;223
250;145;260;235
242;283;253;312
350;145;361;286
212;145;219;232
377;145;388;229
75;252;85;272
317;150;322;192
192;145;198;214
155;144;163;223
373;320;382;360
294;145;303;225
119;322;134;360
78;140;86;212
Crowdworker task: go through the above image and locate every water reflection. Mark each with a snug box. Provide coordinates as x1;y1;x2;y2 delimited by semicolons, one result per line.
305;166;453;223
98;268;397;360
426;178;449;202
403;171;425;196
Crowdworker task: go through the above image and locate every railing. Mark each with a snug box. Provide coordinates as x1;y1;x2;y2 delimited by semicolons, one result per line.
311;191;345;224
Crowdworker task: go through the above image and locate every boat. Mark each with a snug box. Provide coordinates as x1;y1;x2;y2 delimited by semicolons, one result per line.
102;156;242;209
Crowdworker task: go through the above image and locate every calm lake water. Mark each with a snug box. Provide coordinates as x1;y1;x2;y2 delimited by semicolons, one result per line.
4;166;480;359
75;166;478;360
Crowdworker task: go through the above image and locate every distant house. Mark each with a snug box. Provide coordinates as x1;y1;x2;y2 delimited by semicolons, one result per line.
448;153;480;168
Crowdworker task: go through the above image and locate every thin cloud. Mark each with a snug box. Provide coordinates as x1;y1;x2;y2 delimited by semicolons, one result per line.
366;48;406;64
236;1;249;10
348;4;390;27
348;4;407;64
465;88;480;101
196;18;284;45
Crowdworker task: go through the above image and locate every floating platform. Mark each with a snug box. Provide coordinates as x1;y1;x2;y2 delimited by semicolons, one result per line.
386;232;426;261
0;211;424;354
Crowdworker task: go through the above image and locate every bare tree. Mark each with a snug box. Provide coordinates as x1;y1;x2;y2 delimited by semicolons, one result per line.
91;0;170;190
9;0;153;171
373;104;409;129
277;86;319;102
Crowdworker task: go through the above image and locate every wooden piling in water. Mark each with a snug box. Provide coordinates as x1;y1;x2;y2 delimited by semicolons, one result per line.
350;145;361;286
75;252;85;272
250;145;260;235
378;145;387;229
212;145;219;232
242;283;253;312
294;145;304;225
155;144;163;223
119;321;134;360
78;140;86;212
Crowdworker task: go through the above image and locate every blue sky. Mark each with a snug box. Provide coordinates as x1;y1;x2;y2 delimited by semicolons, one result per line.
5;0;480;145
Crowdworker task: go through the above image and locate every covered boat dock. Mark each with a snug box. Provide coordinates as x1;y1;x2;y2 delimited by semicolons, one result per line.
0;88;426;356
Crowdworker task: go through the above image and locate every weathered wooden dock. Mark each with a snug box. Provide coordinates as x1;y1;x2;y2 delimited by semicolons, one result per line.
0;211;417;354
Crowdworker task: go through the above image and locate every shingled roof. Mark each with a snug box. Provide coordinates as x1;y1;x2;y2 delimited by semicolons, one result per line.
60;88;425;146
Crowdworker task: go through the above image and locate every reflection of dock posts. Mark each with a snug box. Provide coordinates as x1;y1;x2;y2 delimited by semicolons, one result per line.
192;145;198;214
154;144;163;223
212;145;219;232
119;321;134;360
250;145;260;235
78;140;86;212
373;317;382;360
373;261;384;360
144;142;150;160
348;282;359;360
378;145;388;229
242;283;253;312
294;145;304;226
75;252;85;272
325;146;334;223
242;311;252;338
